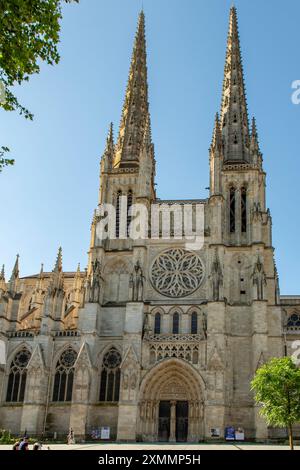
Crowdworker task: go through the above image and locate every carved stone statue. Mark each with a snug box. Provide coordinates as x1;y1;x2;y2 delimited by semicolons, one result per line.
129;261;144;301
252;202;263;222
130;373;137;390
142;313;151;338
210;251;223;301
252;257;267;300
282;308;288;331
122;373;129;390
86;259;102;303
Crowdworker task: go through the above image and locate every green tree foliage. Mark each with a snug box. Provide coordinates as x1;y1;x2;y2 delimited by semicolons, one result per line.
0;146;14;172
251;357;300;450
0;0;78;171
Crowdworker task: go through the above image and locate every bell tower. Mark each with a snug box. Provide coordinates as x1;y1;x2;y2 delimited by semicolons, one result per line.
209;7;271;249
207;8;283;439
90;11;156;262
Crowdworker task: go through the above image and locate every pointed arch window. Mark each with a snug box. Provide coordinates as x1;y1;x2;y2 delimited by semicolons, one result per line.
233;133;238;144
241;187;247;233
154;312;161;334
52;347;76;402
172;312;179;334
229;187;236;233
191;312;198;334
115;190;122;238
99;348;121;402
127;190;133;237
6;348;31;402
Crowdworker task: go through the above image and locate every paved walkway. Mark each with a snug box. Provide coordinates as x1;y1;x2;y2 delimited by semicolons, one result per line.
0;443;299;450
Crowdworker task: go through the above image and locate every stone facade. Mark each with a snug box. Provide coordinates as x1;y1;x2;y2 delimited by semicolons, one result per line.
0;8;299;442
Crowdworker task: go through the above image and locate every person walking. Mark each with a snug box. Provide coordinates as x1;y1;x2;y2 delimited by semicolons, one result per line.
67;427;75;445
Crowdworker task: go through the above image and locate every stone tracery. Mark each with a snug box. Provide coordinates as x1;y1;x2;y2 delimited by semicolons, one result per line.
150;249;205;298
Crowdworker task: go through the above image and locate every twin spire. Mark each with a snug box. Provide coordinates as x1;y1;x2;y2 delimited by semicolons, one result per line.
220;6;250;162
213;6;261;164
104;11;151;170
104;8;260;171
115;11;149;168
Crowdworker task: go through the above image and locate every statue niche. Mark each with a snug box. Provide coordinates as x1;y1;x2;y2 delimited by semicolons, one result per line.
86;259;102;303
252;257;267;300
129;261;145;302
210;250;223;301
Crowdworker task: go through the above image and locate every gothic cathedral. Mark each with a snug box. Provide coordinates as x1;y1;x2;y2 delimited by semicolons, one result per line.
0;8;299;442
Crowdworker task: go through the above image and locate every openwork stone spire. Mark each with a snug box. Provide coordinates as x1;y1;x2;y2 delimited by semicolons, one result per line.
220;6;250;162
114;11;149;168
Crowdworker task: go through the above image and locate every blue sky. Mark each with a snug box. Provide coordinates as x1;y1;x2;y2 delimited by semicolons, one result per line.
0;0;299;294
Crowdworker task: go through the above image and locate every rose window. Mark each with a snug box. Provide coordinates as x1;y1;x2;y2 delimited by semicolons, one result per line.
150;248;205;298
60;348;77;368
103;348;122;369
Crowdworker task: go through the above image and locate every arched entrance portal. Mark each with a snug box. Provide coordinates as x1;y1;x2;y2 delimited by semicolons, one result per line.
138;359;205;442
